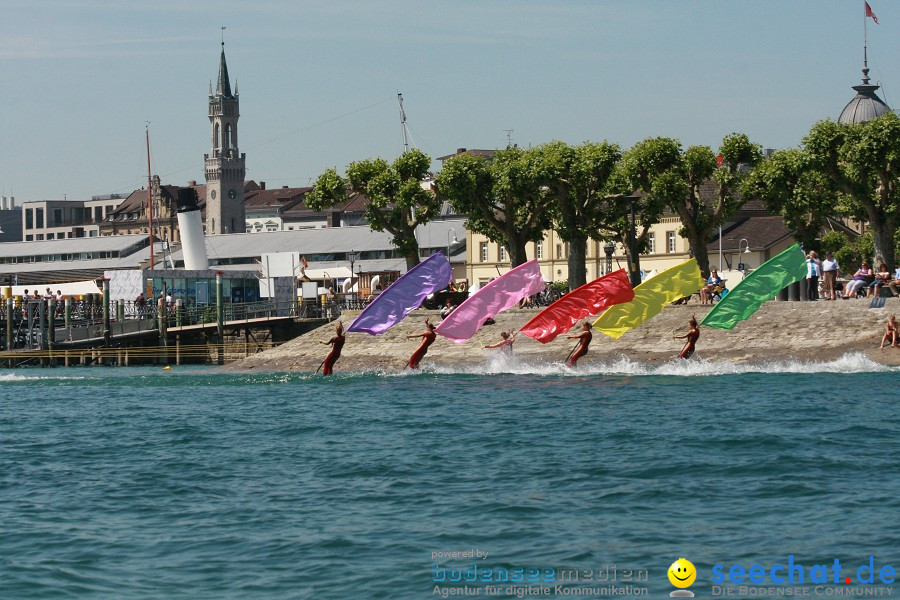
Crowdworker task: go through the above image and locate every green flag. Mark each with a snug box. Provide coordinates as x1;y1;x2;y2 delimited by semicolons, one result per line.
701;244;807;330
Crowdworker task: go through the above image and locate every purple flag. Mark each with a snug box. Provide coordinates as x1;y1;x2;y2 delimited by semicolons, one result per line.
347;252;452;335
435;259;545;343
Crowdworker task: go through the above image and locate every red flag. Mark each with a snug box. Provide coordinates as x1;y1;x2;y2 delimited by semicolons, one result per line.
866;2;879;24
519;269;634;344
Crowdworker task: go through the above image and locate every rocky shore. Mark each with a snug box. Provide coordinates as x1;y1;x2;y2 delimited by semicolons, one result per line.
229;298;900;372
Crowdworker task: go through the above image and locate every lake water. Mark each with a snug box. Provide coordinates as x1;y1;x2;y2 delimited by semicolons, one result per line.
1;353;898;599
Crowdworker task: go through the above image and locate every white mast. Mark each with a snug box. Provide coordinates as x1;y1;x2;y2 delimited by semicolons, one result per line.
398;93;410;153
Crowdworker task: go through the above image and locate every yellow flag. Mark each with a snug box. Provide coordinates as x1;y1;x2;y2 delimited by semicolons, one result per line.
592;259;705;338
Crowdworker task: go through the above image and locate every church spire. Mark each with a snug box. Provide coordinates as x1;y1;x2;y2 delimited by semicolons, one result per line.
216;42;233;99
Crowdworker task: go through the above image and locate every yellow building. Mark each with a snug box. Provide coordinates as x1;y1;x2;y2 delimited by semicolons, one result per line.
465;215;694;289
463;211;813;292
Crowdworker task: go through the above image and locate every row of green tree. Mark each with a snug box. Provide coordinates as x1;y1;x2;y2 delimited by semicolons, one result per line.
307;113;900;288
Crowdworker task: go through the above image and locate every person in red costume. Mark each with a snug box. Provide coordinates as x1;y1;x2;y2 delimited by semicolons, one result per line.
406;318;437;369
566;321;593;367
674;316;700;359
319;321;345;376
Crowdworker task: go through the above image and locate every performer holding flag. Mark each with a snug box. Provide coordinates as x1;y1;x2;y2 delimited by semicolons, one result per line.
406;318;437;370
565;322;593;368
673;316;700;360
318;321;345;376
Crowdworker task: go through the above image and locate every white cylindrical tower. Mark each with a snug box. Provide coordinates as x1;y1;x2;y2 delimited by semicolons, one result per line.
176;188;209;270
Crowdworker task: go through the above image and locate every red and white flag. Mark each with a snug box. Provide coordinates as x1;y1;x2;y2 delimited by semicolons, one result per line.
866;2;879;24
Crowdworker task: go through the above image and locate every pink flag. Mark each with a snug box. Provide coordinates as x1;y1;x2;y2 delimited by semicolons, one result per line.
435;259;545;342
519;270;634;344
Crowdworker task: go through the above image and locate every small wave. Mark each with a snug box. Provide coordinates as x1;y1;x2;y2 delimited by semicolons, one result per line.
0;373;30;382
411;351;895;377
0;372;88;382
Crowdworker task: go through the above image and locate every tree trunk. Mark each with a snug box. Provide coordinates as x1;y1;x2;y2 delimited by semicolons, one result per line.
870;219;896;271
567;235;588;290
509;239;530;268
620;231;641;287
404;250;420;271
691;237;712;279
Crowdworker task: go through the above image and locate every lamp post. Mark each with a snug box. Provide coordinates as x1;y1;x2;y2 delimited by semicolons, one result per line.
718;226;723;272
604;242;615;275
447;228;458;258
738;239;750;272
348;250;356;304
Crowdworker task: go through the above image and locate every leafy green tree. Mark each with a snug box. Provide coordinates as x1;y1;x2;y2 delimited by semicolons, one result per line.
605;137;681;283
306;149;440;269
530;141;622;289
683;135;761;276
742;148;838;249
435;147;552;267
613;134;760;278
804;113;900;270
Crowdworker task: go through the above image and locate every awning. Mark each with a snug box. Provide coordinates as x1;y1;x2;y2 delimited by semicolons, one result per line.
300;267;352;280
8;280;103;297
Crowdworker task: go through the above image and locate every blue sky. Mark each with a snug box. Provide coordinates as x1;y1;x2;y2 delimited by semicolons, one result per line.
1;0;898;202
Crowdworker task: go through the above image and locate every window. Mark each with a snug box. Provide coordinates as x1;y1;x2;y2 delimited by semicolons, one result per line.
25;209;33;229
36;234;44;240
25;234;33;241
53;209;63;226
36;208;44;228
648;233;655;254
46;233;55;240
480;241;488;262
536;240;543;259
498;245;506;261
667;231;676;253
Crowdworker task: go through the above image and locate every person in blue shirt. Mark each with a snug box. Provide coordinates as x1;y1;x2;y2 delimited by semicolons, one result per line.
699;269;723;304
805;250;822;301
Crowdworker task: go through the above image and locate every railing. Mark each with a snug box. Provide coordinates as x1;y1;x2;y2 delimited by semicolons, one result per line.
1;299;332;350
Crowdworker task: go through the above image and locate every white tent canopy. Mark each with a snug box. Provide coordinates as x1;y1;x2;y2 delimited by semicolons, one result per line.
8;281;103;298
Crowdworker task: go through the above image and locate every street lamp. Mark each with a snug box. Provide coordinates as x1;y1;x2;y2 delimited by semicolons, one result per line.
738;239;750;273
348;250;356;304
447;228;458;258
604;241;616;275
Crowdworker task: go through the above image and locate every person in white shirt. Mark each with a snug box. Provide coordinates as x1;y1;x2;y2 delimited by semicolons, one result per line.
806;251;822;301
821;251;840;300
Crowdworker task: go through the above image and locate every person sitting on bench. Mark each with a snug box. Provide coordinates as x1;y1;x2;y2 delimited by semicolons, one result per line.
699;269;724;305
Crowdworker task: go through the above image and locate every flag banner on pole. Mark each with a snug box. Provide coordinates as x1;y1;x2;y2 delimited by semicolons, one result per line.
435;259;545;342
592;259;705;339
347;252;452;335
701;244;807;330
519;269;634;344
866;2;879;24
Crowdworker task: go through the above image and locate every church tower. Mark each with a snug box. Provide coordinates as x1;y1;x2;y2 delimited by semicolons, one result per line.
204;42;246;234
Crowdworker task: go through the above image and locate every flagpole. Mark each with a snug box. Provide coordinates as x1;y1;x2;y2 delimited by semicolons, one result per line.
864;0;867;67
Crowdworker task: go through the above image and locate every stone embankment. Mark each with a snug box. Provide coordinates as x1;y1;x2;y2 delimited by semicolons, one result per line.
229;299;900;372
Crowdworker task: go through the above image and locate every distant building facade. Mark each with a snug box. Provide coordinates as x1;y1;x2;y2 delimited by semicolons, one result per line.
20;196;124;242
1;196;23;244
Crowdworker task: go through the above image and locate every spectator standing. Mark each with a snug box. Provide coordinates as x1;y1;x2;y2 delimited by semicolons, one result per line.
821;251;840;300
805;251;822;301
